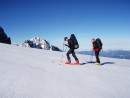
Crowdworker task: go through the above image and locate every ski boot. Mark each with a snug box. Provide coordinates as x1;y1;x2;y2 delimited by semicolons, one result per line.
74;60;79;65
95;62;100;65
65;60;71;64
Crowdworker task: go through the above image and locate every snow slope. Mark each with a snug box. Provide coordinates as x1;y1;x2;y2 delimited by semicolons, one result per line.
0;43;130;98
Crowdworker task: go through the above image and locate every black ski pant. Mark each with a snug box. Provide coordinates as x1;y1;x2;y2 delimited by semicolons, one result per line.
66;48;78;61
95;50;100;63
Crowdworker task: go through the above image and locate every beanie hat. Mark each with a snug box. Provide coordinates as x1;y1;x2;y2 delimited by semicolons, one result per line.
64;37;68;41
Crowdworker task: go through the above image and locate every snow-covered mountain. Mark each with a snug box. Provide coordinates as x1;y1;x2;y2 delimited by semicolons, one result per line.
20;37;50;50
19;37;61;51
0;43;130;98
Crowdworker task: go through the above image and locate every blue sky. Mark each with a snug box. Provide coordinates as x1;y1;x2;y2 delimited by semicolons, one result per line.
0;0;130;50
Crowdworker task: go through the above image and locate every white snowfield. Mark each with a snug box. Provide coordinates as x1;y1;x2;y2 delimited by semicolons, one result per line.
0;43;130;98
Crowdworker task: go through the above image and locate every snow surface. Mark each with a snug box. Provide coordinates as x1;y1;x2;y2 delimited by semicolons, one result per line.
0;43;130;98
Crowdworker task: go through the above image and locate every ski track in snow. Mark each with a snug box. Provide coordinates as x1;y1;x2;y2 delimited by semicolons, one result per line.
0;43;130;98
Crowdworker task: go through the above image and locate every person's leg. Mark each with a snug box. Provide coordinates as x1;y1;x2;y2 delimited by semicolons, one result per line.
72;49;79;64
72;50;78;61
66;49;72;64
95;51;100;64
66;49;72;61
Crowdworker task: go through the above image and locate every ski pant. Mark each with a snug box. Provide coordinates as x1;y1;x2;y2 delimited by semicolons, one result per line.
66;48;78;61
95;50;100;63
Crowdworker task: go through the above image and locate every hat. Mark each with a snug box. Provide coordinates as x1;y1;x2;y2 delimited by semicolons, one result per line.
64;37;68;41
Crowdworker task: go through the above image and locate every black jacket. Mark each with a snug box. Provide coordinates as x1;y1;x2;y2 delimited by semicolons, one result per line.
67;38;74;49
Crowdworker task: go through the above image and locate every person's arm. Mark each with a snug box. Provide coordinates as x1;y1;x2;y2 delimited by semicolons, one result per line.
91;38;95;49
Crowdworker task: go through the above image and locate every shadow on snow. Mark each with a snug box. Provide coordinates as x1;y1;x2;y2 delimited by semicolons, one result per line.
82;61;115;66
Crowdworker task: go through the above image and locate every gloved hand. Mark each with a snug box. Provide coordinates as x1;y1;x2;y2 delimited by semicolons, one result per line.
64;44;68;46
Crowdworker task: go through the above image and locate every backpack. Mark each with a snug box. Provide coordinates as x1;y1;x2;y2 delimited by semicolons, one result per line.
70;34;79;49
94;38;102;49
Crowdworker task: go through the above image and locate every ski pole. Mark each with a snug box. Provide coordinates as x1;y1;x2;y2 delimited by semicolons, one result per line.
90;50;94;62
61;41;65;62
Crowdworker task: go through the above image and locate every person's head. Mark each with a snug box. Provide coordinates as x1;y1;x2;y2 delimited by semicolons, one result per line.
64;37;68;41
92;38;95;42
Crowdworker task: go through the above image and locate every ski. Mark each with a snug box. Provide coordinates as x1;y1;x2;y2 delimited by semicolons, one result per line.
63;62;86;65
51;60;87;66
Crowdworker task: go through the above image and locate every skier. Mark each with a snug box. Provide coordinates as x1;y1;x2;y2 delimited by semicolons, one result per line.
64;34;79;65
92;38;102;65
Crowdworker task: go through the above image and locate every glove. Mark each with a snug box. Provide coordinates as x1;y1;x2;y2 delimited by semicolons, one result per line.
64;44;68;46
